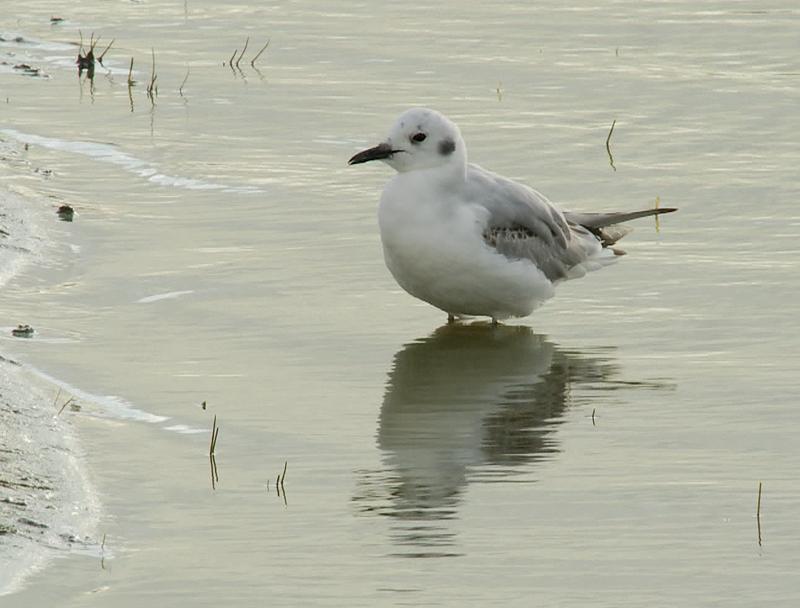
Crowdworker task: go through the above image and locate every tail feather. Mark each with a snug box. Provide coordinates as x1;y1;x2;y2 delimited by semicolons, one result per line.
565;207;677;247
565;207;677;229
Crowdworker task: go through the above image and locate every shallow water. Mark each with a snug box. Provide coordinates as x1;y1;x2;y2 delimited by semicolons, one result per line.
1;1;799;605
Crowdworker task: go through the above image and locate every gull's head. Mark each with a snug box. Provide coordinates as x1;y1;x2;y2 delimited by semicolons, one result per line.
348;108;466;174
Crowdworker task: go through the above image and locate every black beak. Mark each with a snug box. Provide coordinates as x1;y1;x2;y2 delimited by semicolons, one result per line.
348;142;396;165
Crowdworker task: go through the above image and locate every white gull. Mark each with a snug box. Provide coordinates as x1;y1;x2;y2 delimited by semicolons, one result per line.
349;107;676;323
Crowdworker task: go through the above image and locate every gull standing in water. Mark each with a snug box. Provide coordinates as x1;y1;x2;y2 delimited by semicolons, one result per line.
349;108;676;323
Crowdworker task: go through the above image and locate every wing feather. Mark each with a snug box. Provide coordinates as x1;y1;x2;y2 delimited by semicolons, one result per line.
463;163;677;280
464;164;571;249
483;224;598;281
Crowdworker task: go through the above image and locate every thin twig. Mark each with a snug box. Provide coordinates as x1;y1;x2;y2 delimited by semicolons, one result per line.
97;39;114;64
756;481;763;546
53;388;62;408
280;461;287;489
250;39;270;67
86;33;98;65
228;48;237;67
179;65;190;96
210;454;218;490
209;415;220;490
591;408;596;426
57;397;75;416
757;481;763;516
127;57;134;86
235;36;250;68
605;119;617;172
209;415;218;455
146;48;157;99
100;532;107;570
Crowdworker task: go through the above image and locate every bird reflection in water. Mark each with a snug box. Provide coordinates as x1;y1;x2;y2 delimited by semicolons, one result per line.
353;323;662;558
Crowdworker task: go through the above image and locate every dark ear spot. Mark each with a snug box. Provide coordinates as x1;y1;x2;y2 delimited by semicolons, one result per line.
438;137;456;156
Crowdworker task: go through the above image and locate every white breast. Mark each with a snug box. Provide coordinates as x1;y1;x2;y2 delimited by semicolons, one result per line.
377;174;555;319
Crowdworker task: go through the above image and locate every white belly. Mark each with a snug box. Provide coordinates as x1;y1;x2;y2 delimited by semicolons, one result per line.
378;192;555;319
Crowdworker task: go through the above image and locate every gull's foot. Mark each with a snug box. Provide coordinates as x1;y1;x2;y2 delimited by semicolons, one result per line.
447;313;456;324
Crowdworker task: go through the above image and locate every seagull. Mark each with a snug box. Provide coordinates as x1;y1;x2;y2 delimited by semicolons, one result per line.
349;108;676;323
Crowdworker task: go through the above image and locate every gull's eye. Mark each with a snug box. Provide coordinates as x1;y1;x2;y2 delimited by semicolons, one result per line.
411;132;427;143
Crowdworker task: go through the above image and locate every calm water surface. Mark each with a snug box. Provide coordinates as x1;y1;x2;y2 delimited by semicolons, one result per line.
1;1;799;606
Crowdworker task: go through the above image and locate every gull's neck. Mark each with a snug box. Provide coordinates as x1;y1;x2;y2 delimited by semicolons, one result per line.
401;159;467;188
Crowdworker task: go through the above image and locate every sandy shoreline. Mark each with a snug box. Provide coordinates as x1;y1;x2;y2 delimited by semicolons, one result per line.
0;356;100;596
1;139;100;596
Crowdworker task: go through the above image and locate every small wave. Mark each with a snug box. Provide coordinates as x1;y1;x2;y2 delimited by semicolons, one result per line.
25;366;207;435
163;424;207;435
0;32;73;52
137;290;195;304
26;366;169;424
0;183;47;291
1;129;262;194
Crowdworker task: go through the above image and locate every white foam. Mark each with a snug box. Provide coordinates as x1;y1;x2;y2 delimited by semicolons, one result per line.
1;129;262;193
137;290;195;304
25;365;169;424
0;186;46;290
26;366;207;435
163;424;207;435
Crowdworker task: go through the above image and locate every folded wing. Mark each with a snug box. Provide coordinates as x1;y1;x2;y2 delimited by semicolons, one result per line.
465;164;677;281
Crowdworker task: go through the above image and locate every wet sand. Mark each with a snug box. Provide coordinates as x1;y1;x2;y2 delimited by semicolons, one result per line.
0;355;99;596
1;140;99;596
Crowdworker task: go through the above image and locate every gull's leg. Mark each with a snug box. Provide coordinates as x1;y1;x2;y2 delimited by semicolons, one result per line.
491;317;498;326
447;313;456;324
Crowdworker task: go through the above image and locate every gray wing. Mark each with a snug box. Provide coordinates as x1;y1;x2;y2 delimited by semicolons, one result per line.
463;165;676;281
465;164;593;281
483;223;601;281
465;164;571;249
